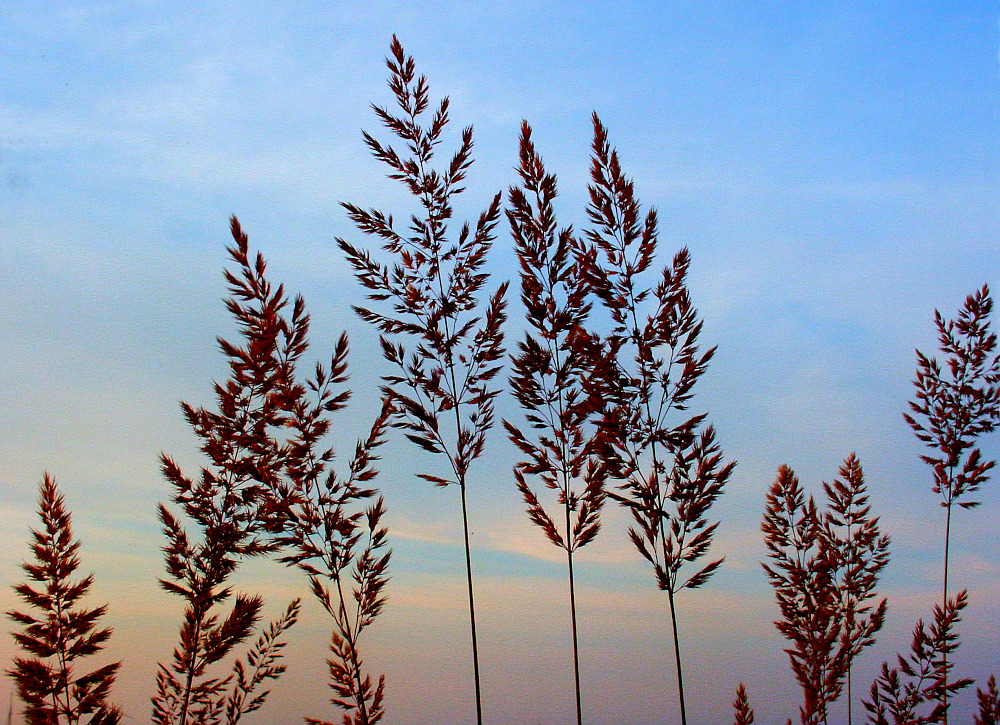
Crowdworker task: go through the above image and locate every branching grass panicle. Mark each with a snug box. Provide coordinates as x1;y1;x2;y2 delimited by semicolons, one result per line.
580;113;733;725
863;591;973;725
6;474;122;725
153;219;306;725
733;683;756;725
338;37;508;725
904;285;1000;720
762;457;889;725
504;121;608;725
267;326;394;725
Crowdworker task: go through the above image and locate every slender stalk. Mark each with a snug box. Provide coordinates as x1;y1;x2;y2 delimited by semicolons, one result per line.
666;588;687;725
177;615;203;725
943;500;952;607
459;478;484;725
904;286;1000;725
555;325;583;725
638;301;690;725
449;303;484;725
942;501;952;724
336;579;371;725
55;591;75;725
847;669;852;725
567;545;582;725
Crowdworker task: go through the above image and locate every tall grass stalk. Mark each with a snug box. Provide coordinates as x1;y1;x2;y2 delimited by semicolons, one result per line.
904;285;1000;721
505;121;607;725
580;113;733;725
338;37;508;725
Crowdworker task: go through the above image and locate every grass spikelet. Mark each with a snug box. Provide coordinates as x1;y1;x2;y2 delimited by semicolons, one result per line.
975;676;1000;725
733;683;755;725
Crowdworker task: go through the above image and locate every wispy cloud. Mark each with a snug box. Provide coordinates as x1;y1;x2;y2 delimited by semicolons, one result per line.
387;516;455;546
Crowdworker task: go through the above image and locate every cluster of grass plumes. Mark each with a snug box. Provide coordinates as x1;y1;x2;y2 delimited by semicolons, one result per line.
745;289;1000;725
6;36;1000;725
761;456;890;725
152;217;391;725
337;36;508;725
152;218;309;725
6;474;121;725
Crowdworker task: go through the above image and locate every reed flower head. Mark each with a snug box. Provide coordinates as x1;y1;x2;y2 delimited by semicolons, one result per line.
6;474;122;725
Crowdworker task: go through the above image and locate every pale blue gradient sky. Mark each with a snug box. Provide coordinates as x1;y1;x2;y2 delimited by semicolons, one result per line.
1;3;998;724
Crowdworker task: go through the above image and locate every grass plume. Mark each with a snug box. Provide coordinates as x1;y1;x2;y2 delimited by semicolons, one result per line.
580;113;733;725
6;474;122;725
863;591;973;725
904;285;1000;719
504;120;607;725
267;327;394;725
975;676;1000;725
905;285;1000;600
338;36;508;724
762;457;889;725
733;684;756;725
152;218;303;725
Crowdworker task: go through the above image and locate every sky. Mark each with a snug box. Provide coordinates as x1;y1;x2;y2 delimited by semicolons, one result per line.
1;2;998;723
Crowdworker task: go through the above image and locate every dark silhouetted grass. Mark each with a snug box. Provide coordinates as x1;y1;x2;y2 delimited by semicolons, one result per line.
580;113;733;725
6;474;121;725
505;120;607;725
338;37;508;725
904;285;1000;719
762;456;889;725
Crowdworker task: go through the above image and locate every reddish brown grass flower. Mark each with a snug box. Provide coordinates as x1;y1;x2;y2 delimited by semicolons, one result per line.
975;676;1000;725
733;683;756;725
863;591;973;725
504;120;607;725
905;285;1000;601
762;456;889;725
338;37;507;725
6;474;122;725
580;113;733;725
904;285;999;720
152;219;310;725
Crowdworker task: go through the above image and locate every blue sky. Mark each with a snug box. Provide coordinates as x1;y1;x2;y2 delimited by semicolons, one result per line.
1;3;998;724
